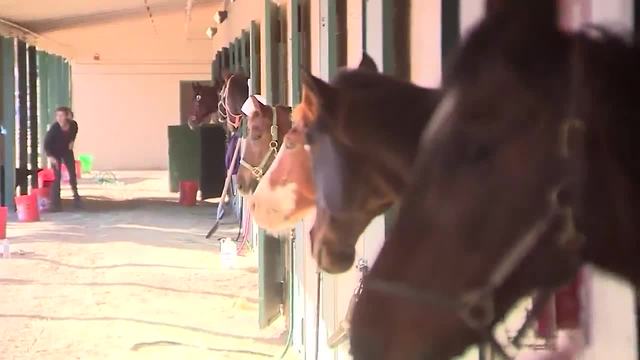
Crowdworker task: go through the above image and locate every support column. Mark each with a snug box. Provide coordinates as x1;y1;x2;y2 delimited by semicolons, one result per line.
38;52;50;167
0;37;16;207
16;41;28;195
27;46;38;188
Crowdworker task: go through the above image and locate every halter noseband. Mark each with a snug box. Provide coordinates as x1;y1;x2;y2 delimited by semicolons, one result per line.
365;39;587;359
239;107;279;180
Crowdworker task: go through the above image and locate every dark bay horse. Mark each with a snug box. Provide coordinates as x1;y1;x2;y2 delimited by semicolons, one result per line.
237;96;292;195
351;1;640;359
275;54;440;273
188;81;223;129
218;72;250;132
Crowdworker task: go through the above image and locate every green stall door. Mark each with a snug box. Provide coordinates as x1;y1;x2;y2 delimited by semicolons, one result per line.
258;0;287;330
167;125;201;192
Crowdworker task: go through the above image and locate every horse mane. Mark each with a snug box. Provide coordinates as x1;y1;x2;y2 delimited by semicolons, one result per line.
573;27;640;183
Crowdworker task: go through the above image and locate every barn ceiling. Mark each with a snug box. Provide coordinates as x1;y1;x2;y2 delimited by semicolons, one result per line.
0;0;204;31
0;0;222;60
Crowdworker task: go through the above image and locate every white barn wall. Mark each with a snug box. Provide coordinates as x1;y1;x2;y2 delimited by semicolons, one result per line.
581;3;638;360
410;0;441;87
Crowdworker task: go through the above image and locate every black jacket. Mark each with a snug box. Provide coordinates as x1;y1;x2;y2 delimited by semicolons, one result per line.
44;121;78;158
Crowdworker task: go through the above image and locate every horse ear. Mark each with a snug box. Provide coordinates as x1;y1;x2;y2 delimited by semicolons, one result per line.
300;68;336;115
250;95;268;115
358;53;379;73
486;0;559;30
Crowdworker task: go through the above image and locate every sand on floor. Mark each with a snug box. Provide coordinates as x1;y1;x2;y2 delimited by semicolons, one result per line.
0;171;287;360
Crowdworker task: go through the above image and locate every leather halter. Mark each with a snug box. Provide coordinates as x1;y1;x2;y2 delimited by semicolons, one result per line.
364;39;587;359
218;74;244;129
239;106;279;180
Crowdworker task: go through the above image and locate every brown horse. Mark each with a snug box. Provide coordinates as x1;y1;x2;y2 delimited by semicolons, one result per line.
218;72;250;132
254;54;440;273
187;81;222;129
248;92;318;231
236;96;292;196
248;56;383;231
351;1;640;359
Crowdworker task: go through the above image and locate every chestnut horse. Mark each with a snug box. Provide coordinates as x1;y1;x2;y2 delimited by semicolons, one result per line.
248;92;317;231
188;81;223;129
251;54;441;273
352;1;640;359
236;96;292;195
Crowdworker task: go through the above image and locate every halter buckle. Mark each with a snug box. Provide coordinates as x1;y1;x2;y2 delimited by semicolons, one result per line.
252;167;263;179
269;140;278;150
459;290;495;330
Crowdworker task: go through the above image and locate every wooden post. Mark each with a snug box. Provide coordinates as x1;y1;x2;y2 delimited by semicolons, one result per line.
38;51;50;168
16;41;28;195
27;46;38;188
290;0;301;105
0;37;16;207
250;21;260;95
441;0;460;63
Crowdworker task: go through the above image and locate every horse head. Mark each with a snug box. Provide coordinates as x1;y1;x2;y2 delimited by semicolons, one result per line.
237;96;292;195
248;93;318;232
351;1;640;358
295;54;439;274
188;82;221;129
218;71;250;132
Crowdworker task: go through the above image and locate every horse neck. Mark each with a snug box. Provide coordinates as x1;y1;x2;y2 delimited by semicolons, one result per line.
580;46;640;285
275;106;292;142
228;75;249;114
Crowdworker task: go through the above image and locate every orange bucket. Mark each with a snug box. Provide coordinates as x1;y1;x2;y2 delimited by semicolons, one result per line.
15;194;40;222
0;207;7;239
32;188;51;212
179;180;198;206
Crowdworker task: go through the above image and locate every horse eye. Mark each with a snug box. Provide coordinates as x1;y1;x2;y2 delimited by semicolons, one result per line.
466;143;492;163
196;95;202;101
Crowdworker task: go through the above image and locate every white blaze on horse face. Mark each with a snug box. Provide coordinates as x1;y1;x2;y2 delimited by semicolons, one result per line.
251;180;300;232
422;90;458;145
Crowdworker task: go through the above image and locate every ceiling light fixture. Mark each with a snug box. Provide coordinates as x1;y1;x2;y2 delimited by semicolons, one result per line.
213;11;228;24
206;27;218;39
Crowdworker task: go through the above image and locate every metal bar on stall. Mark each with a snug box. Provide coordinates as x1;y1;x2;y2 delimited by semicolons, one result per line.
27;46;38;188
16;40;28;195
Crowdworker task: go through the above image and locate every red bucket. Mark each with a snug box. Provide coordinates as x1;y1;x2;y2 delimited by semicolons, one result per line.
15;194;40;222
179;181;198;206
0;207;7;239
32;188;51;212
38;169;55;189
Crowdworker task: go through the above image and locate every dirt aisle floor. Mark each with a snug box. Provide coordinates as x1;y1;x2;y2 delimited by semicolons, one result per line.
0;171;286;360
